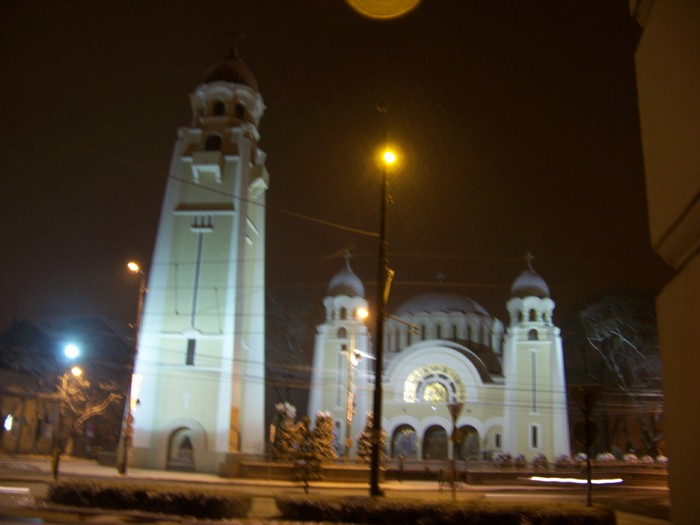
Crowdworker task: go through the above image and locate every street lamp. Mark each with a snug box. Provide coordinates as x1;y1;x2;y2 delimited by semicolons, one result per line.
117;260;146;475
343;307;369;459
369;143;397;497
64;343;80;360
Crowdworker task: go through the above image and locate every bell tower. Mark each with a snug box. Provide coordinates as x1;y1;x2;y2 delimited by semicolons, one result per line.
308;254;371;457
132;46;269;472
502;254;570;461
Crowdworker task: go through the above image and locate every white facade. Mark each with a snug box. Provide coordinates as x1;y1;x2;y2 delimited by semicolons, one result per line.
132;51;268;473
310;258;570;462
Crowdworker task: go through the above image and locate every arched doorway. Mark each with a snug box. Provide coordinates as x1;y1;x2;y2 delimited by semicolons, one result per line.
455;425;480;459
391;424;417;459
423;425;447;460
166;427;196;471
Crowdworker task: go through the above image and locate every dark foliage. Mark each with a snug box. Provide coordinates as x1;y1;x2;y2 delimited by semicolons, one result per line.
48;478;252;520
274;494;616;525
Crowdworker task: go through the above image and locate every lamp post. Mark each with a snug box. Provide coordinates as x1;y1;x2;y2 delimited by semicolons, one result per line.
344;307;369;460
369;147;396;497
447;402;465;501
117;261;146;475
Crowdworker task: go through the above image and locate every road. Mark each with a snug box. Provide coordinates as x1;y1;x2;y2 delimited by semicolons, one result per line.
0;457;671;524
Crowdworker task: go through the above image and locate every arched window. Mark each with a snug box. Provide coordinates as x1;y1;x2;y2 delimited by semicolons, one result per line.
420;325;426;340
391;425;417;459
423;425;448;460
452;324;458;340
205;135;222;151
436;324;442;339
213;101;225;115
234;104;244;118
528;329;538;341
337;327;347;339
529;309;537;322
339;307;347;320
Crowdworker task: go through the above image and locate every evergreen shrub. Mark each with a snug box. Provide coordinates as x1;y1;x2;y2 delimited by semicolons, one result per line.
275;494;616;525
47;478;252;519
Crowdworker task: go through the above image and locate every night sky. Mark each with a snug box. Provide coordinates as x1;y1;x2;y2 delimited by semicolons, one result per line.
0;1;672;337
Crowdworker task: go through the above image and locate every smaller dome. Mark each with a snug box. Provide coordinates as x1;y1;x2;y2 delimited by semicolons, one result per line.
203;49;258;91
328;261;365;298
511;262;550;299
394;292;489;316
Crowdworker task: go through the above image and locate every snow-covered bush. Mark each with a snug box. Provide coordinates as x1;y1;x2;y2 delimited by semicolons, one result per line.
595;452;615;463
514;454;527;467
272;402;300;462
622;453;639;463
574;452;588;463
656;455;669;465
492;451;512;467
555;454;574;466
311;411;337;463
639;455;655;464
356;412;387;464
532;453;549;469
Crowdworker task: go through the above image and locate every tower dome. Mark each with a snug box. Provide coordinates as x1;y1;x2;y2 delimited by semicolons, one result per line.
510;254;550;299
203;48;258;91
328;257;365;298
394;292;489;316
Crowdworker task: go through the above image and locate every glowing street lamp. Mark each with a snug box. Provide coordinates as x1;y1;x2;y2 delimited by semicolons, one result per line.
64;343;80;360
118;260;147;475
70;366;83;377
343;307;370;459
370;138;398;496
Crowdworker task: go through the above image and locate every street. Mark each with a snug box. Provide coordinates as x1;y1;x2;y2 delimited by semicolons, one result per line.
0;457;670;524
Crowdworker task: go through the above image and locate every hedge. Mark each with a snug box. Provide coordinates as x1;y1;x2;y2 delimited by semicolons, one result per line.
47;478;252;520
274;494;616;525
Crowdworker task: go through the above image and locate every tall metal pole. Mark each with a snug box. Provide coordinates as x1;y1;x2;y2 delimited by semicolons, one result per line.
369;152;388;497
344;331;356;460
118;265;145;475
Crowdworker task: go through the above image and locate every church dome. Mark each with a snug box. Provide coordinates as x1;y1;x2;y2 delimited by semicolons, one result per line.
203;50;258;91
394;292;489;316
511;266;550;299
328;263;365;298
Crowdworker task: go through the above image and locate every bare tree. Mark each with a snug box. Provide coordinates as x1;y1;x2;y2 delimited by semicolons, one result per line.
578;292;664;455
55;371;122;455
266;289;314;414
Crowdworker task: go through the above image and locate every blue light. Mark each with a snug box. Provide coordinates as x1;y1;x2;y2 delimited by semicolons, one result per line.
64;343;79;360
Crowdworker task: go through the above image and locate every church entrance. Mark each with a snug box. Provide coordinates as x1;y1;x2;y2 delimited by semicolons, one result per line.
423;425;448;460
455;425;480;459
166;427;196;471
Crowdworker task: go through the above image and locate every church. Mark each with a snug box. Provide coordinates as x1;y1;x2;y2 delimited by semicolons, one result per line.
308;256;571;462
131;48;268;473
130;47;569;474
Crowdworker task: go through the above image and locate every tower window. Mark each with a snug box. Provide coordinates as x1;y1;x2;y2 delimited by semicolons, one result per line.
436;324;442;339
186;338;196;366
339;307;347;320
530;424;541;449
234;104;244;118
494;432;502;449
528;329;538;341
205;135;222;151
529;309;537;322
337;327;347;339
213;101;225;115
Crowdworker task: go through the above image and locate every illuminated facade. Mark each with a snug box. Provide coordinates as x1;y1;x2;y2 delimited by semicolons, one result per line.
309;258;570;461
132;50;269;473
